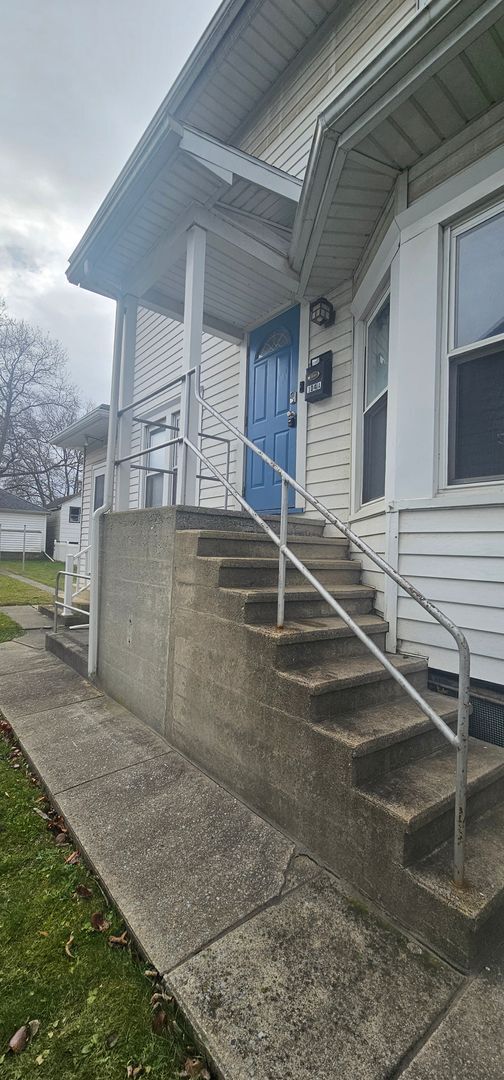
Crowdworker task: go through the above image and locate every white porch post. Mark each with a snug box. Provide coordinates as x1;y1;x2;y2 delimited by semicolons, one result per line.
179;225;206;506
116;294;138;511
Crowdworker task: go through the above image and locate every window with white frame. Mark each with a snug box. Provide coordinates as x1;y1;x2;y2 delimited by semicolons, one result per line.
144;408;180;508
447;204;504;485
362;294;390;504
93;472;105;511
68;505;81;523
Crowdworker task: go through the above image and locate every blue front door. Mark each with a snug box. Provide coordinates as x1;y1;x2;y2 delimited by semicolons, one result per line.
245;306;299;513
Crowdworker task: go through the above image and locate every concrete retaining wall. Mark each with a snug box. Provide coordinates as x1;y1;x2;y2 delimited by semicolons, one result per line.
98;508;177;732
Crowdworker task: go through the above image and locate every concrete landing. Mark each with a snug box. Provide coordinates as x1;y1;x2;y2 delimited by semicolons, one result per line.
1;643;503;1078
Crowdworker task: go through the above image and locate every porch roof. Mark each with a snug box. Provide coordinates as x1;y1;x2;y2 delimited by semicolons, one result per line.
53;405;109;450
67;0;504;336
292;0;504;294
67;122;302;341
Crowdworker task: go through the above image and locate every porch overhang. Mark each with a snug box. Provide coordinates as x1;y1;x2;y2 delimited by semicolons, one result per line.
291;0;504;294
67;120;302;341
53;405;110;449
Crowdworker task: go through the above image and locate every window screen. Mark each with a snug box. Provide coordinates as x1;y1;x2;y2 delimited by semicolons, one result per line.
69;505;81;523
363;393;388;503
449;349;504;483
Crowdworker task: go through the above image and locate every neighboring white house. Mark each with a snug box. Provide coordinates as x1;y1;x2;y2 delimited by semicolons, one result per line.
52;406;109;552
0;489;47;556
46;492;82;559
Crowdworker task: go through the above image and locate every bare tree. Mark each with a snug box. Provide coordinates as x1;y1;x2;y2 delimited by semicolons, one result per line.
0;300;84;505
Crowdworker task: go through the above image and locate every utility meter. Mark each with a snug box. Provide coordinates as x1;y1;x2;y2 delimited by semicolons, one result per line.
305;351;332;402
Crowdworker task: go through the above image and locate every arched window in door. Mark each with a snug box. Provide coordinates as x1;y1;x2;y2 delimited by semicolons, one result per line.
256;327;291;359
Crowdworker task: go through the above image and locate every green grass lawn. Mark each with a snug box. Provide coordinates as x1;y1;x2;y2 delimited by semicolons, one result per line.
0;559;64;589
0;731;200;1079
0;612;24;643
0;575;51;607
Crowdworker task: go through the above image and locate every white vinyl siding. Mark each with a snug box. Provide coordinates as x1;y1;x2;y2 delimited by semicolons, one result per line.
396;506;504;685
198;335;242;510
0;511;46;554
129;307;185;509
304;283;352;520
240;0;416;177
350;511;387;617
80;445;106;549
54;498;82;545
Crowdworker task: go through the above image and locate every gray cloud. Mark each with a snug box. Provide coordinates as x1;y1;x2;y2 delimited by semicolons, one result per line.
0;0;220;404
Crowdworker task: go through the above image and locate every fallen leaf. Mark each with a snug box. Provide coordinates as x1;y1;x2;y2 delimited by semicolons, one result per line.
109;930;129;948
8;1026;29;1053
91;912;111;933
150;991;172;1006
127;1064;144;1078
179;1060;211;1079
28;1020;40;1040
152;1007;167;1035
33;807;51;821
74;884;93;900
37;931;49;938
65;851;80;865
104;1031;118;1049
64;933;75;959
54;832;68;846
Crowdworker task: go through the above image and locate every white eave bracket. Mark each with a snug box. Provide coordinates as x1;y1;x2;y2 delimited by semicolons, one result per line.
177;122;303;203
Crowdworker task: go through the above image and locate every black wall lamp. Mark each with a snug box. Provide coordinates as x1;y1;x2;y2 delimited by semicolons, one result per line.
310;296;335;328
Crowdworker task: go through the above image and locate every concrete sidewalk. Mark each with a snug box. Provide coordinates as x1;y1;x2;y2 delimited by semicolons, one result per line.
1;609;503;1079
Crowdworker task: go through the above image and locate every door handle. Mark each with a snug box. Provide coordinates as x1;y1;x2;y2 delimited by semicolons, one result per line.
287;411;297;428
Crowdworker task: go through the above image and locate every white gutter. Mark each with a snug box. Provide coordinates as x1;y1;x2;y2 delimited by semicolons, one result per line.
88;299;125;678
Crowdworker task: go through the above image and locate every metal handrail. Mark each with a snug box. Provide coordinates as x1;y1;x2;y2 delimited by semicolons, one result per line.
53;569;91;633
190;367;471;887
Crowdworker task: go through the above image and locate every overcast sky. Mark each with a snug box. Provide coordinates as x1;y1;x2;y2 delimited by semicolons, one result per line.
0;0;220;405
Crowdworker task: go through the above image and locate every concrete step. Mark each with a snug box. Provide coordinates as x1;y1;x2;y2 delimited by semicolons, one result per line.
407;800;504;967
277;653;428;721
45;629;89;679
38;603;88;627
189;529;349;560
320;693;458;783
263;514;325;537
360;738;504;865
248;614;388;666
237;583;376;623
214;556;361;589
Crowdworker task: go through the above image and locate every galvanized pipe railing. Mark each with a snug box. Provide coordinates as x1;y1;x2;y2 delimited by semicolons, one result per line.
191;367;471;887
53;570;91;633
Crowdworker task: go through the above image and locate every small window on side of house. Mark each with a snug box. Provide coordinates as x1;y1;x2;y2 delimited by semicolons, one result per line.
362;295;390;504
447;205;504;485
69;505;81;523
93;473;105;511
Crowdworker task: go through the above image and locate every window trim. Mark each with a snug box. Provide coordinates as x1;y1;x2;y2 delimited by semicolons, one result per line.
68;505;81;524
442;198;504;489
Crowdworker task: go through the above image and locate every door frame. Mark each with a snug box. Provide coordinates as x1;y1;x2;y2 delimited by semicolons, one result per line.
236;301;308;510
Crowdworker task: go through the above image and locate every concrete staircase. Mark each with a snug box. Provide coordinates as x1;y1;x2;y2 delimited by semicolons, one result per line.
169;517;504;970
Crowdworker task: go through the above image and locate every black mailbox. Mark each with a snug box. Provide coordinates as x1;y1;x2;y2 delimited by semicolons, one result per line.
305;350;332;402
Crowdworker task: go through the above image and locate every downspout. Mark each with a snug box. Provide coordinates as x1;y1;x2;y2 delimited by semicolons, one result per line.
88;298;125;678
